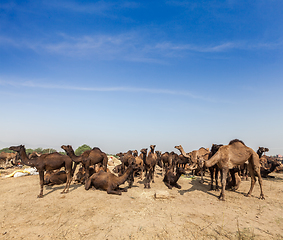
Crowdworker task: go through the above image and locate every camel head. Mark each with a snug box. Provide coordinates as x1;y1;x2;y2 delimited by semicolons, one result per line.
150;145;156;151
258;147;269;153
140;148;147;155
132;150;138;157
61;145;74;153
174;145;181;151
9;145;25;153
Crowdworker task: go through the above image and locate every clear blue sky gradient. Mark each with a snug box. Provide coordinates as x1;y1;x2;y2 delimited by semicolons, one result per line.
1;1;282;155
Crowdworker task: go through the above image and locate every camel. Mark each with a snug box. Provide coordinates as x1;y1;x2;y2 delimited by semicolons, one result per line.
85;162;139;195
44;170;67;186
260;155;281;178
204;139;265;201
0;152;17;168
61;145;108;181
9;145;75;198
207;144;223;190
257;147;269;158
160;152;176;175
175;145;209;183
134;148;147;180
116;150;137;188
143;145;158;189
163;167;186;189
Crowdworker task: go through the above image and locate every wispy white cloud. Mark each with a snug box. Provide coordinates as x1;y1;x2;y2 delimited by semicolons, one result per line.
1;32;282;63
0;78;214;102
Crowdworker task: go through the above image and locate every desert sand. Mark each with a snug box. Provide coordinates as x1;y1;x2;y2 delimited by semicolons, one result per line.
1;166;282;240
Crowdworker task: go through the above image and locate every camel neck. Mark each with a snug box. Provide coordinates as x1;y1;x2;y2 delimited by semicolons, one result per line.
19;148;36;167
66;149;81;162
117;166;133;185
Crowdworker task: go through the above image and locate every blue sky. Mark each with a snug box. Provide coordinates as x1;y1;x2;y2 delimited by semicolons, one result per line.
1;0;283;155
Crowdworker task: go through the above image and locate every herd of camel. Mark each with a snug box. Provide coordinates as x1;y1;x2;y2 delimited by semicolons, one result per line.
7;139;283;201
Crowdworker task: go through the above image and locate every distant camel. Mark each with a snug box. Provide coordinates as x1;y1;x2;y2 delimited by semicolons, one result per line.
0;152;17;168
204;139;265;201
61;145;108;181
9;145;75;198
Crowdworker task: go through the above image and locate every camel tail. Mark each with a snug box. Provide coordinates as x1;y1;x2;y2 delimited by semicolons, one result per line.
204;152;220;168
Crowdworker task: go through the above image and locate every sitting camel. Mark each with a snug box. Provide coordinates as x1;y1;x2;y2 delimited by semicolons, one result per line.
163;167;186;189
9;145;75;198
44;170;67;186
0;152;17;168
204;139;265;201
85;162;138;195
61;145;108;181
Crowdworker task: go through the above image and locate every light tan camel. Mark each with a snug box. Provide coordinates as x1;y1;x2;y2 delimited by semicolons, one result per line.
0;152;17;168
204;139;265;201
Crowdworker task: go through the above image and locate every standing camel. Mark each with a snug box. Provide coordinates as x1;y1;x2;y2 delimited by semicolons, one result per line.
9;145;75;198
143;145;157;188
204;139;265;201
61;145;108;181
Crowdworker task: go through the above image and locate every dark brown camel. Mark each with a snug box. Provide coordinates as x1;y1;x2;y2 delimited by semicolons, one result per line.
204;139;265;201
257;147;269;158
85;163;138;195
9;145;75;198
163;167;186;189
143;145;158;189
134;148;147;180
160;152;175;175
61;145;108;181
44;170;67;186
207;144;223;190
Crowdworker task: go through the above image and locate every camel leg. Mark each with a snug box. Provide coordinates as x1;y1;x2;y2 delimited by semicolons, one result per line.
38;170;44;198
209;167;214;190
61;171;71;194
215;166;219;191
139;166;143;180
85;178;92;190
219;168;228;201
246;162;256;197
107;187;122;195
174;183;182;189
164;182;173;189
151;165;155;183
103;156;108;172
199;166;204;184
246;163;265;199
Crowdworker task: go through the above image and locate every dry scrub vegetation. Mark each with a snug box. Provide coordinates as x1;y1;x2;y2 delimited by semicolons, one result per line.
1;166;283;240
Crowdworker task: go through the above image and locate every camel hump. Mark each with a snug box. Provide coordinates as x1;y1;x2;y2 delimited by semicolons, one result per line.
228;139;246;146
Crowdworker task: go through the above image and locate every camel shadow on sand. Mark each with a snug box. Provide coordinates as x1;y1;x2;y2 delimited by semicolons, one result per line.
177;176;250;199
44;183;82;197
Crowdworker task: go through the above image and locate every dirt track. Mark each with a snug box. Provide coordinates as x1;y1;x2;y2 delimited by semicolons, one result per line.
1;167;283;240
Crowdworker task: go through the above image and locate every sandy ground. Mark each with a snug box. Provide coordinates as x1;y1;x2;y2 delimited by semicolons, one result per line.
0;166;283;240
